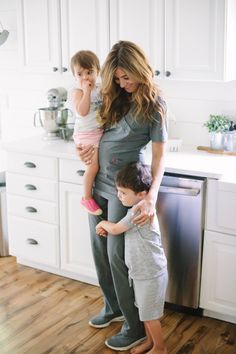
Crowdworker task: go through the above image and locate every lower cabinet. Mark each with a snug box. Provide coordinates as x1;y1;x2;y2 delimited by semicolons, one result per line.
59;182;97;285
200;230;236;319
6;151;97;286
8;216;59;267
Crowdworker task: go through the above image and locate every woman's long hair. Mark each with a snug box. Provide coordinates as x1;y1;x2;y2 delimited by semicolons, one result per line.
99;41;166;126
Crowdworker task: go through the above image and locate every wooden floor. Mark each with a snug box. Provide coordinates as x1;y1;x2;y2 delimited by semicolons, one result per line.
0;257;235;354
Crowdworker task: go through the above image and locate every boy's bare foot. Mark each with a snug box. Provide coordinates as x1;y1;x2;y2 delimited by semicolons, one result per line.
146;347;168;354
130;339;153;354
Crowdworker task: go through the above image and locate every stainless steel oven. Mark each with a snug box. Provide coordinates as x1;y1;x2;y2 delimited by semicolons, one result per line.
156;173;206;309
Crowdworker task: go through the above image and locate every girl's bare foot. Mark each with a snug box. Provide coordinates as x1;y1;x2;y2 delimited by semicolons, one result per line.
130;339;153;354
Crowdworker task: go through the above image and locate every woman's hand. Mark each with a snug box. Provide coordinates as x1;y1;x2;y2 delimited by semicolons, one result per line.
132;195;156;226
76;144;95;165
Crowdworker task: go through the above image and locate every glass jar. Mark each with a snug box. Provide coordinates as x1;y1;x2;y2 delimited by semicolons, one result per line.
223;132;232;151
210;132;223;150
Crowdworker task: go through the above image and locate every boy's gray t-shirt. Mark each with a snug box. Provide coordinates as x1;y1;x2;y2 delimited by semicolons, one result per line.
95;107;167;196
120;208;167;280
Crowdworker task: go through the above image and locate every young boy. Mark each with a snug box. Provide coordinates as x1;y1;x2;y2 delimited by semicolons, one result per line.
96;162;168;354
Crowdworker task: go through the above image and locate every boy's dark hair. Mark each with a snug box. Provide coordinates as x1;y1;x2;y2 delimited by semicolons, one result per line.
115;162;152;193
70;50;100;75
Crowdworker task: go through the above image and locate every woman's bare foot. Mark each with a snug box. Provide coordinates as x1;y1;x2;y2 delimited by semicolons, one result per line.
130;339;153;354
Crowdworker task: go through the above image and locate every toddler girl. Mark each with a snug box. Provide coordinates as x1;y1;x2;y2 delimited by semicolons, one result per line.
71;50;103;215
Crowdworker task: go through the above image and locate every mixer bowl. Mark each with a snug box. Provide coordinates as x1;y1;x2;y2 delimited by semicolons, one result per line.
34;108;60;133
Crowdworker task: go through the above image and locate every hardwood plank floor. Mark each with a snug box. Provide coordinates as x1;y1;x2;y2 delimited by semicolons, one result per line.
0;256;235;354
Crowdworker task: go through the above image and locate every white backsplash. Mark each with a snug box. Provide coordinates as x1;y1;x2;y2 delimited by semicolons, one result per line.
159;80;236;148
1;74;236;149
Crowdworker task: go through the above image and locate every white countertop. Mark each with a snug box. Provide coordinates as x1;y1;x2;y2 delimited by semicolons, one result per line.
3;136;236;180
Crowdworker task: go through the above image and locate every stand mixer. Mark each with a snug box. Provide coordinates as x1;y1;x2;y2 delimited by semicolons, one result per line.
34;87;73;140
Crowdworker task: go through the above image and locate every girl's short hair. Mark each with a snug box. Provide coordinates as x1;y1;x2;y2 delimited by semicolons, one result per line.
70;50;100;75
115;162;152;193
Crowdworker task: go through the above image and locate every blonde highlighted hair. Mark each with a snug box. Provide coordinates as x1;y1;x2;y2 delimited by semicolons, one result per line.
99;41;166;126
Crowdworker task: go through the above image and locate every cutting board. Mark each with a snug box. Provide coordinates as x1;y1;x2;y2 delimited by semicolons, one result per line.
197;146;236;156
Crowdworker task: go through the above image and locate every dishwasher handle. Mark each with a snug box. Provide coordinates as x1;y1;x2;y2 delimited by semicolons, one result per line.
159;185;200;196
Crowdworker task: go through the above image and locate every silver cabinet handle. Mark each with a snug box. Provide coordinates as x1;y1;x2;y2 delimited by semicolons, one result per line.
26;238;38;245
165;71;171;77
76;170;85;176
159;186;200;196
24;162;36;168
52;67;58;72
25;184;37;190
155;70;161;76
25;206;38;213
62;67;68;72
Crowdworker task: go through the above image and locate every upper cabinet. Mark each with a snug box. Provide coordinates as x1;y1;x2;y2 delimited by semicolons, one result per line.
2;0;235;80
109;0;163;77
109;0;164;76
60;0;109;73
17;0;110;74
110;0;236;81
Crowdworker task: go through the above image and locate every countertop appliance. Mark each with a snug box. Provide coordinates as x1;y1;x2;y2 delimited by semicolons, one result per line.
157;173;206;309
34;87;73;140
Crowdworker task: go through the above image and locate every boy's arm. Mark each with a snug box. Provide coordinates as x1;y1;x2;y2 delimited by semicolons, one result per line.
71;87;91;116
96;220;130;236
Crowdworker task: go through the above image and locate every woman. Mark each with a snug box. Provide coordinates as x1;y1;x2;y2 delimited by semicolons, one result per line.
77;40;167;351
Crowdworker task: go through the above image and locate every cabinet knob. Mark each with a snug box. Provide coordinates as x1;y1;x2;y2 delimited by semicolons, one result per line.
52;67;58;72
76;170;85;176
165;71;171;77
25;184;37;191
26;238;38;245
62;67;68;72
25;206;38;213
155;70;161;76
24;162;36;168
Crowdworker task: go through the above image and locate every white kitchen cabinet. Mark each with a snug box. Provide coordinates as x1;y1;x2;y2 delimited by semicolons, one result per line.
8;216;59;267
200;178;236;323
17;0;109;74
5;0;236;80
6;152;60;267
60;182;97;285
200;230;236;319
109;0;163;74
5;150;97;285
164;0;236;81
206;179;236;236
59;158;97;284
60;0;109;71
110;0;236;81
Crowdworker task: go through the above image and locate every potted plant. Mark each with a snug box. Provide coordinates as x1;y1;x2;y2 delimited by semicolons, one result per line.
203;114;231;150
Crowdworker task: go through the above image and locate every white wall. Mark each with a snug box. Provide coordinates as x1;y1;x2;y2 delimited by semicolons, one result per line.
161;80;236;147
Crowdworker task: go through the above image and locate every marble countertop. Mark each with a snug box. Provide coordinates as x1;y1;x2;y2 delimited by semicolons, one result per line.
2;136;236;180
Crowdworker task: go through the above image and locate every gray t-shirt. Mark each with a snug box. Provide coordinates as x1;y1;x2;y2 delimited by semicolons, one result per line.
95;106;168;196
120;208;167;280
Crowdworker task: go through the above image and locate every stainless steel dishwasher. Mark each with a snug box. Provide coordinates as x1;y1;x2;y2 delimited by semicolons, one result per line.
156;173;206;309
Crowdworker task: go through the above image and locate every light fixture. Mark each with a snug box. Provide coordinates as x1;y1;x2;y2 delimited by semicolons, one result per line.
0;20;9;46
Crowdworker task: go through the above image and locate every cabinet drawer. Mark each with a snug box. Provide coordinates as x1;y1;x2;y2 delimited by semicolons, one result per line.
59;158;85;184
8;216;59;267
206;179;236;235
7;152;58;179
6;173;58;202
7;195;58;224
